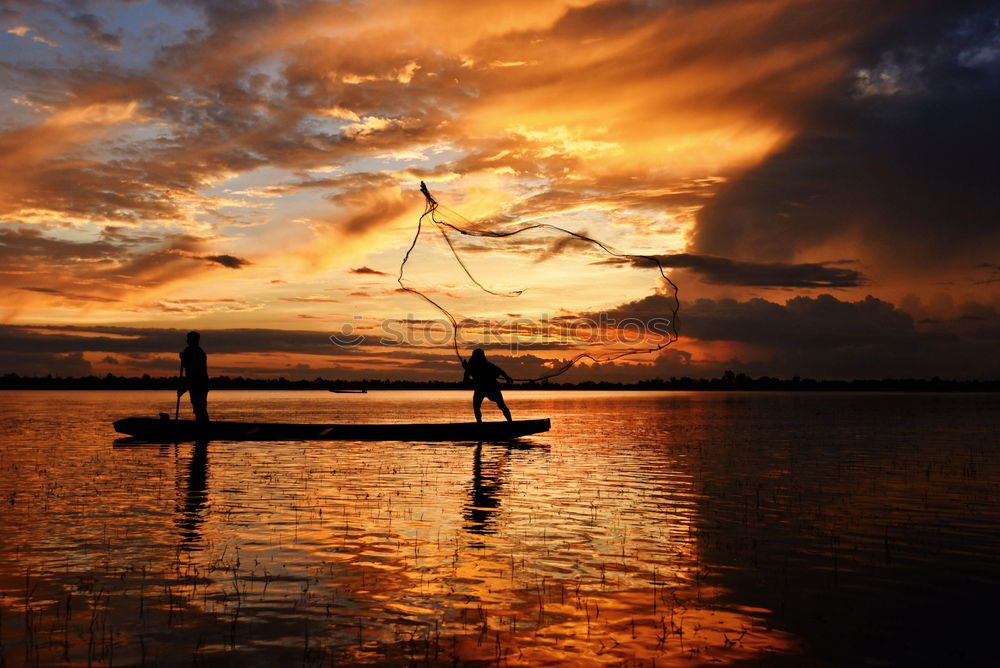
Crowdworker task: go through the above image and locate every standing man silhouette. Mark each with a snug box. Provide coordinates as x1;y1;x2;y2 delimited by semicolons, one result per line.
178;331;210;423
463;348;513;423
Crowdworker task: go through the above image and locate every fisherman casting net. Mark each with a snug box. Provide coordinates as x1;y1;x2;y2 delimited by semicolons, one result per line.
397;182;680;382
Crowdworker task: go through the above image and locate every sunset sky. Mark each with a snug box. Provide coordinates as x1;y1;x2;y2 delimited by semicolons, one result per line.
2;0;999;381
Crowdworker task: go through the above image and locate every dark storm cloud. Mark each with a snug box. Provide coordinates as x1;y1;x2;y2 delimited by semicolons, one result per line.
0;324;349;356
597;291;1000;378
4;291;999;379
680;294;919;347
0;323;564;378
602;292;922;347
2;351;93;377
349;267;390;276
692;1;1000;269
610;253;865;287
202;253;250;269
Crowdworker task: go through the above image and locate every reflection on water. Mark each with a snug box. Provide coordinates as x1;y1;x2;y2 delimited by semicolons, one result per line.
0;390;998;666
465;443;506;536
177;441;209;547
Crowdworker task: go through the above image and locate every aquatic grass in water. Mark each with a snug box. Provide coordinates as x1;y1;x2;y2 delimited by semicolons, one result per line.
0;390;998;666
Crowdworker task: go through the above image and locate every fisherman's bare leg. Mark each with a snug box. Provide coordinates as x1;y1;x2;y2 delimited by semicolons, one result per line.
473;392;484;423
495;396;512;422
190;387;210;423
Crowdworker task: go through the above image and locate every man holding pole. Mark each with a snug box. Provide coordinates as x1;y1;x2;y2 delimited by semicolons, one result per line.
178;331;210;423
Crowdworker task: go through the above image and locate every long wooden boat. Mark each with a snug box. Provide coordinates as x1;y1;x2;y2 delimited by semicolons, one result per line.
329;389;367;393
113;417;550;442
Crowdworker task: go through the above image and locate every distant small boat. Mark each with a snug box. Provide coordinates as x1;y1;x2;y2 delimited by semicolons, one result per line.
113;417;550;443
329;389;367;393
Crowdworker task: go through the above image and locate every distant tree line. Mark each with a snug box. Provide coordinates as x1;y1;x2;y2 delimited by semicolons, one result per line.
1;370;998;391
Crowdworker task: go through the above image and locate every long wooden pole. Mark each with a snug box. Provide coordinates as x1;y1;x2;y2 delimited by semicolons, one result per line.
175;359;184;420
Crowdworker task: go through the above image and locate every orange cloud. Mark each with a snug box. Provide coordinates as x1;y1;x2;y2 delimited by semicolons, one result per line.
3;0;989;381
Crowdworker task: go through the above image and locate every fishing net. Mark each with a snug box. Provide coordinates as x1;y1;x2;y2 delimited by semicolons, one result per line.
397;182;680;381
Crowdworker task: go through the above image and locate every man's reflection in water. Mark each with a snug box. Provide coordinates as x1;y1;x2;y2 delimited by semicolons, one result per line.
464;443;510;536
176;440;209;548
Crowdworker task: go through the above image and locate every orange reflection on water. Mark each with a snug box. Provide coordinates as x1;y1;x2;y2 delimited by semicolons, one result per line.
0;390;798;666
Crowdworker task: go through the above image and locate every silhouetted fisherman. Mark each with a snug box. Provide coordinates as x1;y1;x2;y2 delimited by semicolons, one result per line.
462;348;513;423
178;331;209;423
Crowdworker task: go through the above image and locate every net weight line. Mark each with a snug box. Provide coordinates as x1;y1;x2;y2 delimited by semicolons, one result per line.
397;182;680;382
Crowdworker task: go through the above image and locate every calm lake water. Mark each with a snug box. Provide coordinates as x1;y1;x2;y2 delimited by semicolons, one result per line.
0;390;998;667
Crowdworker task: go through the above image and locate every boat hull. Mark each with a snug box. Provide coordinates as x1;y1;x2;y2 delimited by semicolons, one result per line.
113;417;551;442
